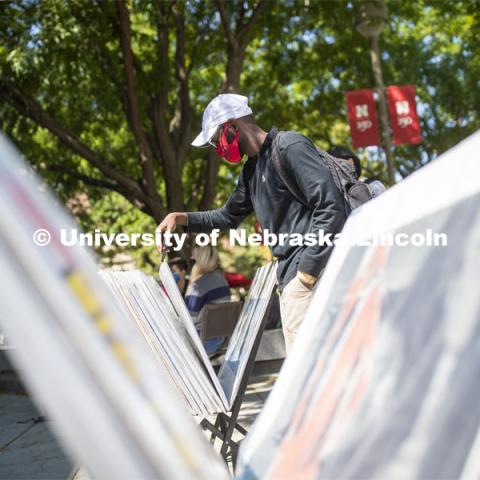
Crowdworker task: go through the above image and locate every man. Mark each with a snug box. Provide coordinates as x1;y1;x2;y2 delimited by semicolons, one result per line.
156;94;346;353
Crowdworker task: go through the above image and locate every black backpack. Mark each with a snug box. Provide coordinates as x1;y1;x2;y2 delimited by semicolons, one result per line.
271;131;373;216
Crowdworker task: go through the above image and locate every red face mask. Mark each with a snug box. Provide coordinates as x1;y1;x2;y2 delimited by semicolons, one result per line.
215;123;242;164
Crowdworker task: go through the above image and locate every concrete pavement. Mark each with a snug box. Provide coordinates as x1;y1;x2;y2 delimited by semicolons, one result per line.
0;394;73;480
0;373;277;479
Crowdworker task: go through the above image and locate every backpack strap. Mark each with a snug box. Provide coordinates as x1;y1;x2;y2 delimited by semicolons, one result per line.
272;131;354;217
271;131;311;210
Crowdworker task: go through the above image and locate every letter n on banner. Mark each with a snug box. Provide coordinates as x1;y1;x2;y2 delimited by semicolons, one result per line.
345;89;381;148
386;85;422;145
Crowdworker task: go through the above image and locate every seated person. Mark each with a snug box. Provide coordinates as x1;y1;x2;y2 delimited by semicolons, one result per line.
185;245;231;355
168;256;188;296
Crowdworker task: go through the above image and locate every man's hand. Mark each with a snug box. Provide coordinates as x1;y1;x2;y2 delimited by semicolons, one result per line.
297;270;317;289
155;212;187;253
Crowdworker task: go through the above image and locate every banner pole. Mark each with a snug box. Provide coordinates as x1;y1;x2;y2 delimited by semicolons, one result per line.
370;34;396;186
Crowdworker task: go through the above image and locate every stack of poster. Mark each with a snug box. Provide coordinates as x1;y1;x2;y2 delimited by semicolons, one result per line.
101;260;277;416
160;260;277;410
237;131;480;479
0;133;229;480
101;269;225;416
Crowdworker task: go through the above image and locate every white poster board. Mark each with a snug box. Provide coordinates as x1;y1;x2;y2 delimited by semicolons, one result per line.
0;133;229;480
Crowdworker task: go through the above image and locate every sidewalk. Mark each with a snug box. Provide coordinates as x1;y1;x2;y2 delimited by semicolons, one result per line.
0;373;277;480
0;393;73;480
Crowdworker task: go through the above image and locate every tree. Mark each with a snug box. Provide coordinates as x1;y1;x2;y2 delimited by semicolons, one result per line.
1;0;478;227
0;0;268;222
243;0;480;180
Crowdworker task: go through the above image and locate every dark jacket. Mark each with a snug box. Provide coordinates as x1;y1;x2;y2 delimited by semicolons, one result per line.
187;128;346;290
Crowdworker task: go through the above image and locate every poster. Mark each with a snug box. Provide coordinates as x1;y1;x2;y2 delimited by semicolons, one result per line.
219;261;277;408
0;133;229;480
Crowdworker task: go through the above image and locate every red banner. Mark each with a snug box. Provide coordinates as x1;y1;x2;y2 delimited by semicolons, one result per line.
387;85;422;145
345;89;381;148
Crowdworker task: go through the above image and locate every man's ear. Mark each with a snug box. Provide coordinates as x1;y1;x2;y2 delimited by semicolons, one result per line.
226;122;238;143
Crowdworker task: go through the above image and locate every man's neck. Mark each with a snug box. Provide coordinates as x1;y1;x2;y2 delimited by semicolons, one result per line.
246;126;268;157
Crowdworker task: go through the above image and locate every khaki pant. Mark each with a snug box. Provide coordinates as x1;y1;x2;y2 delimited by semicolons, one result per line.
280;275;319;354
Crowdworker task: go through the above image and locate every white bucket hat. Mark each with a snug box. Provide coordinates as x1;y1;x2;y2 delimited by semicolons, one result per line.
191;93;253;147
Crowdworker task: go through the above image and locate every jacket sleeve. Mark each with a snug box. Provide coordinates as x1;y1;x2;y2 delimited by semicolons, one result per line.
187;166;254;233
282;136;346;277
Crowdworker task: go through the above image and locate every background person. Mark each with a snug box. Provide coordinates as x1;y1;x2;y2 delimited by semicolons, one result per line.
156;93;346;353
185;245;231;356
168;256;189;296
327;145;387;197
327;145;362;179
